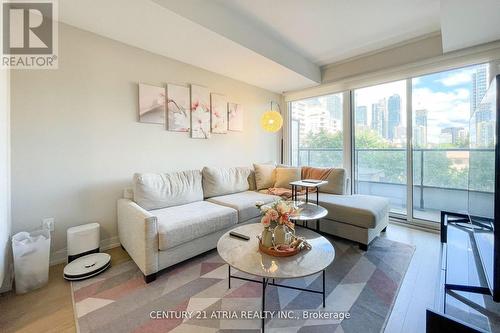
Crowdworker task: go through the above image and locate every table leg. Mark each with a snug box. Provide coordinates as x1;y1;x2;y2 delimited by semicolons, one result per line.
316;219;320;232
228;265;231;289
305;187;309;203
316;188;319;205
322;270;326;308
262;277;267;332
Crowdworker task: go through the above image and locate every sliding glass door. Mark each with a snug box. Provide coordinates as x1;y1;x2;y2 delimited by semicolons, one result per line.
288;62;493;225
353;81;407;215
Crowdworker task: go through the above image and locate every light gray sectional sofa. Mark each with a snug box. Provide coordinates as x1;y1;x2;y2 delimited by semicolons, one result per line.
117;166;389;282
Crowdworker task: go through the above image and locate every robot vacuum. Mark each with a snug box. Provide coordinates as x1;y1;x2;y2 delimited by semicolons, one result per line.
63;253;111;281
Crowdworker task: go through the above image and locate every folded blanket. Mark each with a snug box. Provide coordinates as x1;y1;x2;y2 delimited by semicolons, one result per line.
266;187;306;199
301;166;332;181
267;167;333;199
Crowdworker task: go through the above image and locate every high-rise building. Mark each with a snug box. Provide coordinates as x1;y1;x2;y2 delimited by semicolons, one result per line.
477;121;495;148
415;109;428;127
441;127;468;145
414;109;428;147
439;132;453;145
371;99;386;138
291;101;307;142
387;94;401;140
471;65;488;116
355;106;368;126
326;95;342;120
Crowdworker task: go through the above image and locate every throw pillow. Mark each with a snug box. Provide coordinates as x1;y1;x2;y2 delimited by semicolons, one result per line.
253;163;276;190
202;166;251;198
274;167;301;189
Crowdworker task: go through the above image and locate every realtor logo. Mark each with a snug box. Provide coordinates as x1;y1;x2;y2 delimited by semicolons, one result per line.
1;0;58;69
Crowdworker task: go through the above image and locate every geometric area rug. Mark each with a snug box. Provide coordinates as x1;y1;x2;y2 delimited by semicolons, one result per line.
71;237;414;333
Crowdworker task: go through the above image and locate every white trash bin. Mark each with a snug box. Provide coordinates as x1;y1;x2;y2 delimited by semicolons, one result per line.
12;229;51;294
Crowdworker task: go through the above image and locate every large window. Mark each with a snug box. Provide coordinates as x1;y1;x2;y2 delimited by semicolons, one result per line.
412;63;490;221
290;93;344;168
353;81;407;215
287;62;494;225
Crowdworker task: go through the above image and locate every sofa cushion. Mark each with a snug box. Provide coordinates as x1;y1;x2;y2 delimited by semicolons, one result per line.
318;194;389;229
321;168;347;195
154;201;238;251
133;170;203;210
253;163;276;190
274;167;301;189
248;170;257;191
207;191;281;222
202;167;252;198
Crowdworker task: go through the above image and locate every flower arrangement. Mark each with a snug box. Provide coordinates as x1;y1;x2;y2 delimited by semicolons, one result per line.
255;200;299;231
255;200;311;255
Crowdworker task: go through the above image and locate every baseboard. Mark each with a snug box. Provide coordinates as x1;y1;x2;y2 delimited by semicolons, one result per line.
49;236;120;266
389;218;440;234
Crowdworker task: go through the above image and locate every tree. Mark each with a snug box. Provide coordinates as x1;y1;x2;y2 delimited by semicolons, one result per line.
298;128;483;191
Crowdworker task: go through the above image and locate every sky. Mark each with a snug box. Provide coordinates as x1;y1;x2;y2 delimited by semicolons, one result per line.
354;63;489;145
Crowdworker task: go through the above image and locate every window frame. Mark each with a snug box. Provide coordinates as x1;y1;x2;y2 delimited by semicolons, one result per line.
284;59;499;230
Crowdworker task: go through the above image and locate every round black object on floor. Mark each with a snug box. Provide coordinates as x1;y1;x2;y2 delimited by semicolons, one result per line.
63;253;111;281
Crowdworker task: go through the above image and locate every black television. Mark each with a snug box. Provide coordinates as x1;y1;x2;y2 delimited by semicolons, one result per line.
468;74;500;301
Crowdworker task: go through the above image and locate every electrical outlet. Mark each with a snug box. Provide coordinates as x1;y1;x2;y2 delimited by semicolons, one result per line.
42;218;55;232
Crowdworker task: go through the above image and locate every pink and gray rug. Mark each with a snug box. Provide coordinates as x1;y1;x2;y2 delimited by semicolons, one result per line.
71;236;414;333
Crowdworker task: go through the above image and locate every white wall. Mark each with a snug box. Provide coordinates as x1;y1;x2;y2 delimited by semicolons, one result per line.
0;68;11;284
10;23;281;261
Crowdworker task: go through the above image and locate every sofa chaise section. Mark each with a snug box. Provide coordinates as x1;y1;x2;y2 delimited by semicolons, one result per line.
318;193;389;250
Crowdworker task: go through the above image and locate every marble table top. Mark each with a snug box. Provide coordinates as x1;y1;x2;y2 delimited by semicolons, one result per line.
289;180;328;188
290;202;328;221
217;223;335;279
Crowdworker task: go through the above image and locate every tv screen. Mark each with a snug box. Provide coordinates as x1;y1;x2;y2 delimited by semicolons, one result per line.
468;74;499;301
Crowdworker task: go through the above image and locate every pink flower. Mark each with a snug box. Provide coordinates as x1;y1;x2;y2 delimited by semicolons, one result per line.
276;202;291;215
261;215;271;228
266;209;279;221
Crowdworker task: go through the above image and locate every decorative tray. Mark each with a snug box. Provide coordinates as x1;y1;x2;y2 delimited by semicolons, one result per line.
258;241;301;257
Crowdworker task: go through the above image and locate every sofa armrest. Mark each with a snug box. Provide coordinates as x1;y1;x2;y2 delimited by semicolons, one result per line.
117;198;159;275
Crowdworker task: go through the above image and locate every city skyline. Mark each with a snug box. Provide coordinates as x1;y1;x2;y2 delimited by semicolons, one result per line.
291;63;490;148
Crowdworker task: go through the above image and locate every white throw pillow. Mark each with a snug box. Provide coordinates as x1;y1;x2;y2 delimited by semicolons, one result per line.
202;166;251;198
133;170;203;210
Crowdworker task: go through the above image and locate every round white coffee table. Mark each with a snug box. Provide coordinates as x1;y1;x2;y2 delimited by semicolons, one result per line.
217;223;335;332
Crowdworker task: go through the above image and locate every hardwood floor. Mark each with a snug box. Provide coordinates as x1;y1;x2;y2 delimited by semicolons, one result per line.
0;224;441;333
382;223;442;333
0;247;130;333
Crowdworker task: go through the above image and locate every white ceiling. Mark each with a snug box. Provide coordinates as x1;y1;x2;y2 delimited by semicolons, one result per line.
215;0;441;66
58;0;319;93
58;0;500;94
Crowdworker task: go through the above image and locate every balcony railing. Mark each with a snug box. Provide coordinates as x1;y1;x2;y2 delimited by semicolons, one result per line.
293;147;495;221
